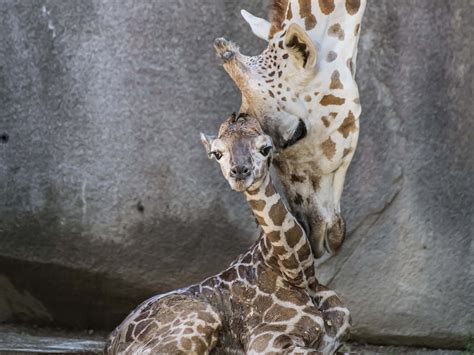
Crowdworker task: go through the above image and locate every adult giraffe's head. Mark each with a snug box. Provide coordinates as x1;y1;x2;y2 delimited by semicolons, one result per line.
213;22;316;151
201;113;274;193
213;0;366;258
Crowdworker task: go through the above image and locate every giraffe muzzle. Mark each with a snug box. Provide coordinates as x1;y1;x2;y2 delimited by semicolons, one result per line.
230;165;251;180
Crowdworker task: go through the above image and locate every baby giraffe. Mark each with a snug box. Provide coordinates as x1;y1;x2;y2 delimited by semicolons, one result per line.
105;113;350;354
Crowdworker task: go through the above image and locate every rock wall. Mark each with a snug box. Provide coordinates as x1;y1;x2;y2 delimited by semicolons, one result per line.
0;0;472;348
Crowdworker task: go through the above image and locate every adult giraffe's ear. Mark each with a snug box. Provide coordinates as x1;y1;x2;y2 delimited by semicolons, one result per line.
200;133;216;158
284;24;317;69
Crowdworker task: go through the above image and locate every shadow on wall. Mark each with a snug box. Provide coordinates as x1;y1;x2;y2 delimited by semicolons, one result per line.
0;255;154;330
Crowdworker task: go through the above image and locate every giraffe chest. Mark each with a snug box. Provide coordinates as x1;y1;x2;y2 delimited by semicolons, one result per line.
210;263;321;348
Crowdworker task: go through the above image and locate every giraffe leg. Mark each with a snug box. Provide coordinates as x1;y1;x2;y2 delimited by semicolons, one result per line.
105;294;222;354
312;285;351;354
247;331;324;354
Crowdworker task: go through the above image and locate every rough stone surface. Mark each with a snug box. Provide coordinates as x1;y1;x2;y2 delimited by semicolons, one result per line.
0;0;472;349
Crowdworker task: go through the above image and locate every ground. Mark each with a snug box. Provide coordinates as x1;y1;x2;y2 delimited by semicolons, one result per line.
0;324;466;354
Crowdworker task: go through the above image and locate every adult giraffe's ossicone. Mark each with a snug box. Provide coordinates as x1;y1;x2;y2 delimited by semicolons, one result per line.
214;0;366;258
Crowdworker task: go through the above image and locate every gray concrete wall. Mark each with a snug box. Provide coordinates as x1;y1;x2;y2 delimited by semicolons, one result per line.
0;0;472;348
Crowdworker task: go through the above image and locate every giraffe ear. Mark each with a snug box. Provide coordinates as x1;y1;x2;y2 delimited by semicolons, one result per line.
284;24;317;69
200;133;216;158
241;9;271;41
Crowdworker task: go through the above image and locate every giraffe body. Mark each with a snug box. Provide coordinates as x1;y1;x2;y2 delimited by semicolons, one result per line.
105;115;350;354
214;0;366;258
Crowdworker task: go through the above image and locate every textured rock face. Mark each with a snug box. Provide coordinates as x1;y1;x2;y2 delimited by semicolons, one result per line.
0;0;472;348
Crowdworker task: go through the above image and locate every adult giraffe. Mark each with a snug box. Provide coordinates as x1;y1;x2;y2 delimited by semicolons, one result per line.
214;0;366;257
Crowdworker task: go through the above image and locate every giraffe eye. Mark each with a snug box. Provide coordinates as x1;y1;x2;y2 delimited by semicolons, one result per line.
260;146;272;157
211;151;222;160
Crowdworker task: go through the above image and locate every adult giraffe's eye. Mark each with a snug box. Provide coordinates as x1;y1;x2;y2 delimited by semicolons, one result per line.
211;151;223;160
260;146;272;157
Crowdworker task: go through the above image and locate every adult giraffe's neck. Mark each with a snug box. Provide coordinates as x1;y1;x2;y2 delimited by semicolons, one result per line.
245;175;317;289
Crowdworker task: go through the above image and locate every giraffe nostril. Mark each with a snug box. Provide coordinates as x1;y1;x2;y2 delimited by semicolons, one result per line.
231;166;250;179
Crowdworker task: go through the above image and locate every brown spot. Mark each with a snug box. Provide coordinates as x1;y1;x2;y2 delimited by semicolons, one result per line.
337;110;357;138
281;253;299;269
257;267;278;293
246;187;260;195
264;304;297;322
294;193;304;205
305;15;317;30
328;23;345;40
321;295;343;310
354;23;361;36
268;201;287;225
321;116;330;127
249;199;266;211
255;215;267;226
133;319;152;337
304;95;312;102
342;147;352;158
273;245;287;255
267;231;281;243
287;2;293;19
242;253;252;263
275;287;309;306
290;174;306;183
319;0;335;14
345;0;361;15
320;95;345;106
268;90;275;98
181;338;192;350
253;323;287;336
330;70;344;90
326;50;337;62
286;224;303;247
194;337;208;353
249;333;273;353
220;267;238;282
232;282;257;301
125;324;134;342
282;53;289;59
354;97;360;104
299;0;317;30
321;137;336;160
265;182;276;197
254;294;273;314
347;57;353;74
310;175;321;190
298;242;311;260
299;0;311;19
273;334;293;349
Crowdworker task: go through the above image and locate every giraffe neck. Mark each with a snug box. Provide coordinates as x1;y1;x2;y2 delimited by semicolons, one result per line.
245;175;317;288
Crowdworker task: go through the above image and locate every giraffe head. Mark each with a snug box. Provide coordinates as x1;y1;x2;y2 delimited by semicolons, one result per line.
214;22;317;150
201;113;274;193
